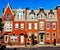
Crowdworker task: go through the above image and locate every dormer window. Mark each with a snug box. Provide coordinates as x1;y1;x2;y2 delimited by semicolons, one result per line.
6;14;10;19
17;11;23;19
49;13;54;18
30;14;34;19
48;9;54;18
37;8;46;19
29;10;35;19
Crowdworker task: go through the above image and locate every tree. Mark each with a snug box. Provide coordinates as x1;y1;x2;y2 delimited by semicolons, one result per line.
0;22;4;31
31;34;35;45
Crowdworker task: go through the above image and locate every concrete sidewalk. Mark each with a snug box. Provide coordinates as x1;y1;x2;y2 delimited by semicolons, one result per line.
6;43;60;48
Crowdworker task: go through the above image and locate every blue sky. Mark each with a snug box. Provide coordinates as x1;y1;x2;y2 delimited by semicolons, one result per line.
0;0;60;17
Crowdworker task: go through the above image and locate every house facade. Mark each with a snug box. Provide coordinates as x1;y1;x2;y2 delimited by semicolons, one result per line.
2;3;60;45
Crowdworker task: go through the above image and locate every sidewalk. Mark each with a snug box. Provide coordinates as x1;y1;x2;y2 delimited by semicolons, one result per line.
6;43;60;48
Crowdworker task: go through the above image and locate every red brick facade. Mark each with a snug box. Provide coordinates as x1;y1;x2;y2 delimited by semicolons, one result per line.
2;4;60;45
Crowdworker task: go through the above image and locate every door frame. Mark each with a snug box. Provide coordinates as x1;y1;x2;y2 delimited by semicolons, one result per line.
4;35;8;43
39;34;44;44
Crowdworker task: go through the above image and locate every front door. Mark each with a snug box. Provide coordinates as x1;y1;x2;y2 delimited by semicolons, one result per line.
40;34;44;44
4;35;8;43
20;35;24;44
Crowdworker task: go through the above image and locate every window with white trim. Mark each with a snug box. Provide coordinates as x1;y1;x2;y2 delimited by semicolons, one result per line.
10;34;18;42
40;21;44;30
34;23;37;29
28;23;32;30
4;22;12;31
52;32;56;40
20;23;24;29
17;11;23;19
15;23;18;29
6;14;10;19
46;23;50;30
30;14;34;19
52;23;56;30
46;32;50;40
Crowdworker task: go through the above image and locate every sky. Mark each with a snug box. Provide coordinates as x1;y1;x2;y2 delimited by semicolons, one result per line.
0;0;60;17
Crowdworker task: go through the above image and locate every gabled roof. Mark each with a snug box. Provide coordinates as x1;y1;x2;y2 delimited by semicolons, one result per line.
2;3;14;16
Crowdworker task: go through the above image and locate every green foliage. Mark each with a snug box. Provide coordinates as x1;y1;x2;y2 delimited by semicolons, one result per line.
0;22;4;31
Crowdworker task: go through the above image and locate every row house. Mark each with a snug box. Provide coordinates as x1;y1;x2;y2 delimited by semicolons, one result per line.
2;3;60;45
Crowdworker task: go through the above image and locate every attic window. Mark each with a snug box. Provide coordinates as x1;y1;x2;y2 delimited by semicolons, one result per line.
6;14;10;18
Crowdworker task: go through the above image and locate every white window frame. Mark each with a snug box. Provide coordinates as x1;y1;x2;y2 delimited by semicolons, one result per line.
28;23;32;30
40;21;44;30
10;34;18;42
52;23;56;30
20;23;24;29
34;23;37;29
46;32;50;40
30;14;34;19
15;23;18;30
46;23;50;30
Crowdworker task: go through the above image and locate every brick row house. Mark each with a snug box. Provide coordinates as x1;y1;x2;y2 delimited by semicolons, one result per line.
2;3;60;45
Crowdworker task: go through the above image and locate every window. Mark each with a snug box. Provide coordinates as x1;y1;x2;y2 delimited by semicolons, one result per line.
20;23;24;29
17;11;23;19
52;23;56;30
34;32;38;40
30;14;34;19
15;23;18;29
40;21;44;30
10;34;17;42
46;23;50;30
6;14;10;18
46;33;50;40
34;23;37;29
52;32;56;40
28;32;31;40
28;23;32;29
4;22;12;31
49;14;54;18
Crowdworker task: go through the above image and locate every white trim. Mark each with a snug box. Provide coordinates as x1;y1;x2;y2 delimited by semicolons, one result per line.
4;35;8;43
46;32;50;40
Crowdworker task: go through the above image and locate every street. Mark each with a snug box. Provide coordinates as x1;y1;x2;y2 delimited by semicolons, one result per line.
5;47;60;50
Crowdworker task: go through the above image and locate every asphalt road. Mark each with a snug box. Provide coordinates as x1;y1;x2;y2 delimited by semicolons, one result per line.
4;47;60;50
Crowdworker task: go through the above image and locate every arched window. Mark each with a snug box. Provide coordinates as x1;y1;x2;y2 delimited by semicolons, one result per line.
6;14;10;18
